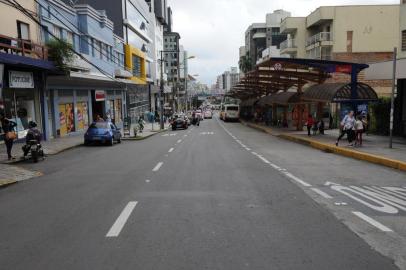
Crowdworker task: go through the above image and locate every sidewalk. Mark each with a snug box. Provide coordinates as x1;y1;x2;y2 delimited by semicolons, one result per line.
242;121;406;172
124;122;170;140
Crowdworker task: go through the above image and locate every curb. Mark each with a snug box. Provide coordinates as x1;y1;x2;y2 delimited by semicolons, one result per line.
0;179;18;188
242;121;406;172
122;128;169;141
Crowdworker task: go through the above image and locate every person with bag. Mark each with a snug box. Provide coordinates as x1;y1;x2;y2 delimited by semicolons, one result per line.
335;110;355;147
1;116;17;160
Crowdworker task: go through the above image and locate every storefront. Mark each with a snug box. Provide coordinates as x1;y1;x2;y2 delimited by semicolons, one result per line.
46;76;127;138
0;64;49;140
127;84;149;123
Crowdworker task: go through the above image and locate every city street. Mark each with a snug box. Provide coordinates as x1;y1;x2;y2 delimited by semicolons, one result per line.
0;115;404;270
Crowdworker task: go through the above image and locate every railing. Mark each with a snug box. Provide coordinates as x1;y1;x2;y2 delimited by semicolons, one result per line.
0;34;48;60
306;32;332;47
280;39;297;51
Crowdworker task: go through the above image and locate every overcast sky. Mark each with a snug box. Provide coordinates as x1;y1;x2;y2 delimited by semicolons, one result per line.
168;0;399;85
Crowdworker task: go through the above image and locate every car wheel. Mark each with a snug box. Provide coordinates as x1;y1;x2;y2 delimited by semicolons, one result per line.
117;137;122;144
172;127;177;131
108;138;114;146
84;140;90;146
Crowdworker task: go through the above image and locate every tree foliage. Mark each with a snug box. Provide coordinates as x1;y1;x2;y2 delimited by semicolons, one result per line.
46;39;74;73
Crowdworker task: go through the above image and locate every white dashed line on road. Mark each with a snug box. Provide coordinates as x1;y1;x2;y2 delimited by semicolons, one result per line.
168;148;174;153
352;211;393;232
284;172;312;187
106;201;138;237
152;162;163;172
311;188;333;199
177;139;182;143
145;179;151;183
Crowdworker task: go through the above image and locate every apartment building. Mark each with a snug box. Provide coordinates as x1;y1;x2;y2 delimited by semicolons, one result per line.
244;10;290;66
280;4;400;96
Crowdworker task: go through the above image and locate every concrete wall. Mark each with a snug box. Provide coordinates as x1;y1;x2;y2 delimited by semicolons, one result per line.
0;0;40;42
332;5;399;53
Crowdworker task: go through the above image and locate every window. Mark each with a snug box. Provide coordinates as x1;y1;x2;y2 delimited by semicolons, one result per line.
17;21;30;40
52;25;61;39
66;31;73;45
94;40;102;59
132;55;142;77
402;30;406;52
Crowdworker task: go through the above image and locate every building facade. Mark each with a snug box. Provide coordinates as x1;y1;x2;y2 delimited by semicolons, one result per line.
0;0;53;140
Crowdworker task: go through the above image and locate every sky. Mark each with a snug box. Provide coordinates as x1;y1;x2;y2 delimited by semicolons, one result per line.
168;0;399;85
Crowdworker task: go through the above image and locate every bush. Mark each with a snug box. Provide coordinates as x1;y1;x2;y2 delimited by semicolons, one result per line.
46;39;74;73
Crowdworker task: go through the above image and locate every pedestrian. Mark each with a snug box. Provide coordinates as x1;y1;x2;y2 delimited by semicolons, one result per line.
362;114;368;135
95;114;104;122
1;116;17;160
306;114;314;136
336;111;355;146
355;115;364;147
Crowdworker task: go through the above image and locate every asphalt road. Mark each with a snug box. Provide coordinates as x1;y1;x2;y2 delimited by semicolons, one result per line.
0;116;401;270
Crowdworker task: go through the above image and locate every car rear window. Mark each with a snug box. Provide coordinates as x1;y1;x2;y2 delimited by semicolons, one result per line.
227;106;239;111
90;122;109;129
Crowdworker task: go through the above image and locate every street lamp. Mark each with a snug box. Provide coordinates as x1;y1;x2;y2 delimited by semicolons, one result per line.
181;56;196;112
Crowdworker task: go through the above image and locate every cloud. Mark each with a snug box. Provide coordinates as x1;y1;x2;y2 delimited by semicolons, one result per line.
168;0;399;85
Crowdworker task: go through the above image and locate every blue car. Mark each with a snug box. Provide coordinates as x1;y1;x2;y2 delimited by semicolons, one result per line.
84;122;122;146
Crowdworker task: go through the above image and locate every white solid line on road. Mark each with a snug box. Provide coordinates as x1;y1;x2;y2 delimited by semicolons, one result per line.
311;188;333;199
251;151;258;156
257;155;271;164
246;148;251;151
352;211;393;232
152;162;163;172
168;148;174;153
284;172;312;187
106;201;138;237
177;139;182;143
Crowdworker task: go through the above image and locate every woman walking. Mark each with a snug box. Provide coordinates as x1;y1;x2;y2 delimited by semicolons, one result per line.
336;111;355;146
355;115;364;146
306;114;315;136
1;116;17;160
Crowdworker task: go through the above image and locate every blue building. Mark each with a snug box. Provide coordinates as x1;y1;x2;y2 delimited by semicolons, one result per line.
38;0;134;138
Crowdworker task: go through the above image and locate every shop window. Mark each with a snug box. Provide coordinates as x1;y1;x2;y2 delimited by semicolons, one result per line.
59;103;75;136
76;102;89;131
17;21;30;40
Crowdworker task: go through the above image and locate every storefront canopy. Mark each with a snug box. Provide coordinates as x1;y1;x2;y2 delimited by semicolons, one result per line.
257;91;303;106
302;82;378;103
0;52;54;70
47;75;128;91
240;98;259;107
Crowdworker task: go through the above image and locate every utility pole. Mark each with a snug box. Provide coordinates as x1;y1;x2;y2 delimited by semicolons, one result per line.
389;47;397;148
159;50;165;130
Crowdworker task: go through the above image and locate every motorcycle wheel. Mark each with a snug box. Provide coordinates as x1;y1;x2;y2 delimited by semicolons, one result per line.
31;149;38;163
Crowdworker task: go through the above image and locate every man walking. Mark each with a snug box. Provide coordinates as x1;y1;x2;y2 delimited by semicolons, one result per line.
336;111;355;146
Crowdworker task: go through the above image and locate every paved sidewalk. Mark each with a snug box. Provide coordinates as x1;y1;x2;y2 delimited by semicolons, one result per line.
125;122;170;139
242;121;406;172
0;164;41;187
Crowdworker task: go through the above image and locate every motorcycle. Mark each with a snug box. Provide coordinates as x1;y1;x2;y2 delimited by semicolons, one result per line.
22;139;44;163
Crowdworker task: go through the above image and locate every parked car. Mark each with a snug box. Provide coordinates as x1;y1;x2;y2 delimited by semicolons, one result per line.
84;122;122;146
171;114;189;130
221;104;239;122
204;110;213;119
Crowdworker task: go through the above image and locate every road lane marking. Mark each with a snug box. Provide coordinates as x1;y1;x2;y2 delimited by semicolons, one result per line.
257;155;270;164
184;134;188;137
311;188;333;199
352;211;393;232
284;172;312;187
145;179;151;183
152;162;163;172
168;148;174;153
177;139;182;143
106;201;138;237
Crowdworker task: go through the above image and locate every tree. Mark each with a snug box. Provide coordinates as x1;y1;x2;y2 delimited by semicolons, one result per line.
238;52;252;74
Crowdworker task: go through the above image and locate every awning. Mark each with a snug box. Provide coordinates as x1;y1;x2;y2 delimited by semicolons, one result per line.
0;52;54;70
47;75;128;91
257;91;303;106
240;98;259;107
302;83;378;103
365;58;406;80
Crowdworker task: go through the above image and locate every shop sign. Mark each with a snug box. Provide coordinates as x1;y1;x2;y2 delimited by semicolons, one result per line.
95;90;106;101
335;65;352;74
9;71;34;88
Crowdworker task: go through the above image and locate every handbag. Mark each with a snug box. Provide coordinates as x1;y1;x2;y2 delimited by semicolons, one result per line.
5;131;17;141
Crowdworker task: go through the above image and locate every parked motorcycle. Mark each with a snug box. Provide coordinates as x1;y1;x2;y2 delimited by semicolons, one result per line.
23;139;44;163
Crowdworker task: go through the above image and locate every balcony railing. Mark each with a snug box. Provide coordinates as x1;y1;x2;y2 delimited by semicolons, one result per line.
0;34;48;60
306;32;332;47
280;39;297;51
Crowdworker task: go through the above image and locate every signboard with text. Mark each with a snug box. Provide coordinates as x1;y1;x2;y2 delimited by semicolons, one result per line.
9;71;34;88
95;90;106;101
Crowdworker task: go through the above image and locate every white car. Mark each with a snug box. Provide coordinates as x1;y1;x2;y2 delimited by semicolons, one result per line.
204;110;213;119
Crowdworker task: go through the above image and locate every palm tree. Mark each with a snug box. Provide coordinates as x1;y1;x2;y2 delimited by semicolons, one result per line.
239;52;252;74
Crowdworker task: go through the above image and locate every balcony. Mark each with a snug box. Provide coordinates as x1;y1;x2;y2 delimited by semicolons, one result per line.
0;34;48;60
306;32;333;48
280;39;297;54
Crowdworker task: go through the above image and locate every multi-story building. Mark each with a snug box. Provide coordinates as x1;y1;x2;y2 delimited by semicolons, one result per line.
39;0;129;138
0;0;52;140
280;4;400;96
244;10;290;66
216;67;240;93
70;0;153;123
163;32;180;86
